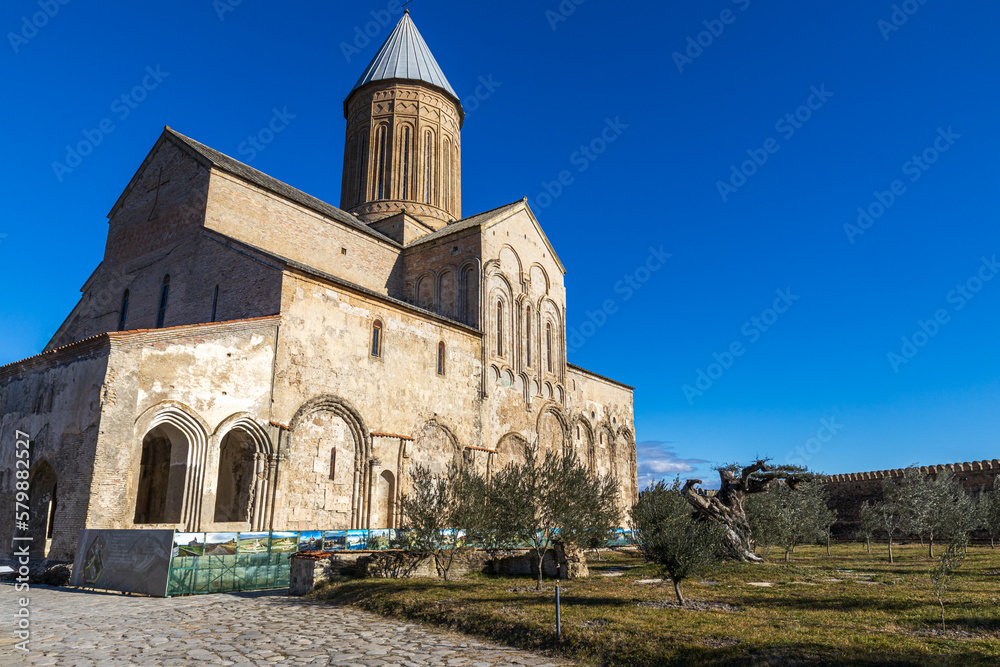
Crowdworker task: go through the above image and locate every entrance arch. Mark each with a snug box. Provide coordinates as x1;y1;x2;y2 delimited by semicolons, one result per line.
28;461;58;558
133;405;208;530
378;470;396;529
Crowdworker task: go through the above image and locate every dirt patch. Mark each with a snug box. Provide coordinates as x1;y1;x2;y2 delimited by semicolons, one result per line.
638;599;739;612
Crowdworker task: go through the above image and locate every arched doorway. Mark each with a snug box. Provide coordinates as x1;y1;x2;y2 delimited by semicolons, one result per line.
214;430;256;523
28;461;57;558
378;470;396;529
134;423;191;525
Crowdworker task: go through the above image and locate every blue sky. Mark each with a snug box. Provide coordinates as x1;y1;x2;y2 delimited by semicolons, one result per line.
2;1;999;488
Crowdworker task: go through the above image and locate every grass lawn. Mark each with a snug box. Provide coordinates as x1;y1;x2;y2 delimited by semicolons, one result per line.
312;542;1000;665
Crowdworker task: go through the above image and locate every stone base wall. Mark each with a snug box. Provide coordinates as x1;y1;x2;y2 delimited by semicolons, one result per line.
289;545;589;596
825;460;1000;536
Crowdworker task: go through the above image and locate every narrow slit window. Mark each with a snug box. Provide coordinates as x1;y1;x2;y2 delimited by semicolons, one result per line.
330;448;336;481
424;131;434;205
356;132;369;205
496;301;504;356
443;140;451;210
210;285;219;322
546;323;553;372
118;289;130;331
401;126;411;200
526;306;532;367
375;126;388;201
156;275;170;329
437;341;446;376
371;320;383;357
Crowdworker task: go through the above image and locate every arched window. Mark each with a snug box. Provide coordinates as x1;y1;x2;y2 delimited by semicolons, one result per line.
526;306;532;367
401;126;412;200
437;341;446;376
118;290;129;331
156;275;170;329
496;301;504;356
443;139;451;210
424;130;434;205
374;125;388;201
356;132;369;205
546;323;553;372
371;319;383;357
210;285;219;322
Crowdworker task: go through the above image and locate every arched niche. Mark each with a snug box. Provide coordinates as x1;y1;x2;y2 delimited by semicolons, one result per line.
28;460;58;558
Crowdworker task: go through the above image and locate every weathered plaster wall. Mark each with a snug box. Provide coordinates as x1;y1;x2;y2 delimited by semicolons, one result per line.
88;319;279;537
0;343;110;562
268;270;483;531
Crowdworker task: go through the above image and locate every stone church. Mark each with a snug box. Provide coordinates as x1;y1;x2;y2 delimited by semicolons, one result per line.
1;12;637;563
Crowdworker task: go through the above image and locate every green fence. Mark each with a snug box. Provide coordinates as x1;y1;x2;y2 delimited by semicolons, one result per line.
167;552;292;596
165;528;636;596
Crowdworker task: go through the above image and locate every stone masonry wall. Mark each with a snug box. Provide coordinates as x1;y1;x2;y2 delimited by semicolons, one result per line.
0;341;111;562
825;460;1000;536
204;170;405;298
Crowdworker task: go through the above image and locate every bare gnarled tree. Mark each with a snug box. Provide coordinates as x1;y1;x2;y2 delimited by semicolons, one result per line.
681;459;815;562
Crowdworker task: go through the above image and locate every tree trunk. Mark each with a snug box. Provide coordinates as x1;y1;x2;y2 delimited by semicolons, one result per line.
866;537;871;554
784;548;790;563
888;538;894;564
826;536;831;557
928;537;934;559
680;464;777;563
672;578;685;606
535;549;544;591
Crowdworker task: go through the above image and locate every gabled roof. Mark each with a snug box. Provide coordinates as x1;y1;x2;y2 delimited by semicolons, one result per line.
406;198;567;274
349;12;458;103
109;127;400;248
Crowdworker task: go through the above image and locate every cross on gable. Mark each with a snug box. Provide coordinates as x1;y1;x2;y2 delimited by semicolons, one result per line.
146;167;170;221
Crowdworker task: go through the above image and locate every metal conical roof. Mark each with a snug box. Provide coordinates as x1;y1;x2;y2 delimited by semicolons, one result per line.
350;11;458;101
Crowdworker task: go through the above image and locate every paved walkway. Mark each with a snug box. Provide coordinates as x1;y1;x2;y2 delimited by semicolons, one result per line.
0;584;568;667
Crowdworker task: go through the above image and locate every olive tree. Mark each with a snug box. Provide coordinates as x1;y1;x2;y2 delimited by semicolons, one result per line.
398;463;486;581
632;478;726;606
499;444;620;591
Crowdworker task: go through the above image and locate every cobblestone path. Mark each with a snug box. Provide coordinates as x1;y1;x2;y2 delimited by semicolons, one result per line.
0;585;569;667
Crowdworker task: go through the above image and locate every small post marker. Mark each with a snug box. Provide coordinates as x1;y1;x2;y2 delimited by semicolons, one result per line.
555;582;562;642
